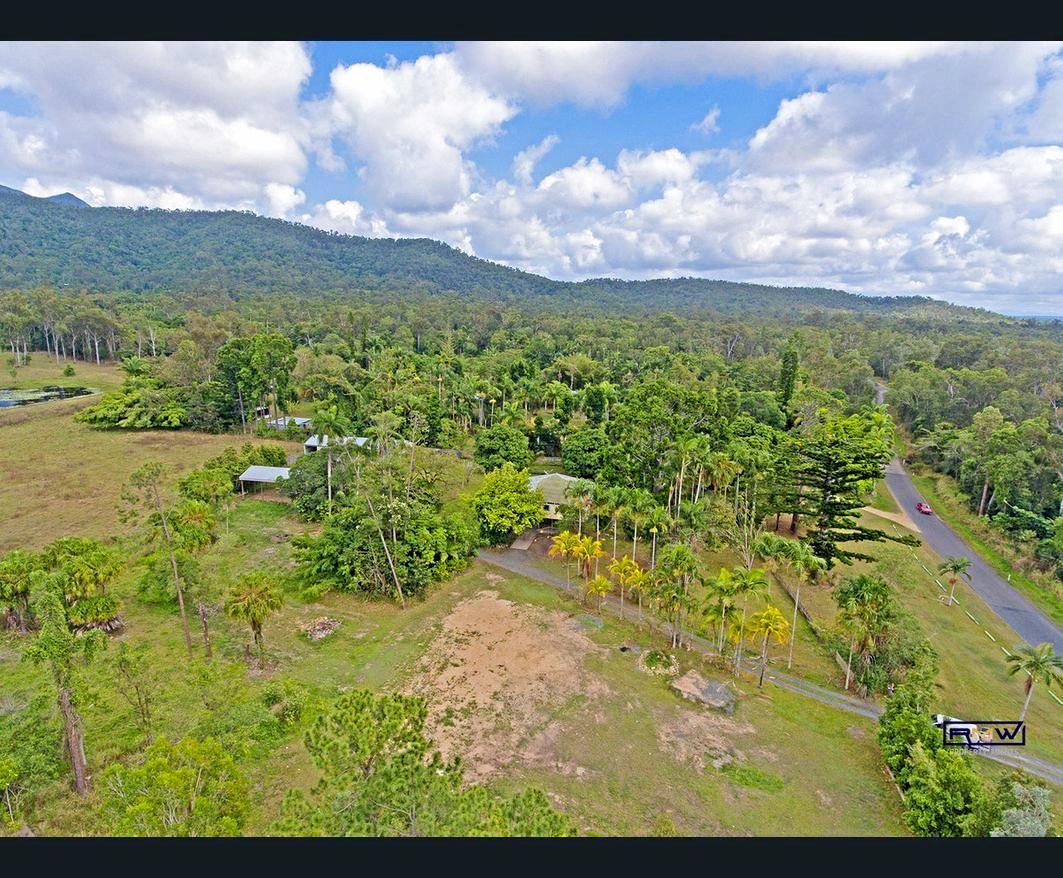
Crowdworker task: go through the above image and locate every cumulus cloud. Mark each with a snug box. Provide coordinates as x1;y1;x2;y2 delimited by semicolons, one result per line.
453;41;969;109
319;52;515;212
0;41;311;208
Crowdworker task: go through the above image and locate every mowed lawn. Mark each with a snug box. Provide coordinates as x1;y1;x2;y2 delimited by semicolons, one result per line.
0;375;301;552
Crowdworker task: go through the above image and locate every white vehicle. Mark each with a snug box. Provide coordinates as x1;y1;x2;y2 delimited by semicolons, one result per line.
932;714;984;748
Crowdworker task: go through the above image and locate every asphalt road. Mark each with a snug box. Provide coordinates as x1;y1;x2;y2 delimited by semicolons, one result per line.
875;382;1062;652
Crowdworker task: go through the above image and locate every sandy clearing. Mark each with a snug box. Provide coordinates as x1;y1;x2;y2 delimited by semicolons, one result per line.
861;505;920;532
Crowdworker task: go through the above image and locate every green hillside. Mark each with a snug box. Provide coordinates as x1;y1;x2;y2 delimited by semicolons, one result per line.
0;184;984;317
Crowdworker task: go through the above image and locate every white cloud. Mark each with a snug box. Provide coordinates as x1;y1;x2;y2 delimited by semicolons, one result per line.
512;135;559;186
453;41;971;109
692;106;720;135
3;40;1063;312
0;41;311;208
264;182;306;217
320;52;515;212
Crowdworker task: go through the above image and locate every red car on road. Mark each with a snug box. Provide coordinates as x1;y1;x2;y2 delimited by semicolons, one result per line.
915;502;933;515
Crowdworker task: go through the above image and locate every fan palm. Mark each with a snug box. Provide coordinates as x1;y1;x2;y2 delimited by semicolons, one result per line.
224;570;283;659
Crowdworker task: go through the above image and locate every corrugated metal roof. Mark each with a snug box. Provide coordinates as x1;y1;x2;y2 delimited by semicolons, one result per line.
528;472;584;505
239;465;291;483
304;435;370;448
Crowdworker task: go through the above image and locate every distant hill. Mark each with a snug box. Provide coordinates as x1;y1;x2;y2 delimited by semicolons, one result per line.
0;184;90;208
0;182;991;317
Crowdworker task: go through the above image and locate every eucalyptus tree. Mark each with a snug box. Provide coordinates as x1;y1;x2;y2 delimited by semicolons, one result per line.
120;463;195;656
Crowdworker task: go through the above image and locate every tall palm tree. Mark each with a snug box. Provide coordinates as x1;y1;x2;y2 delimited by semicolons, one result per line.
224;571;283;660
603;487;628;561
938;556;973;607
549;531;581;592
566;479;595;536
311;405;353;517
729;567;770;674
572;536;604;584
747;606;791;688
608;555;639;618
707;568;741;654
625;488;655;563
627;567;651;627
783;541;826;669
655;543;700;647
651;571;689;649
834;574;893;691
587;574;612;614
644;504;673;570
368;409;403;456
1006;642;1062;721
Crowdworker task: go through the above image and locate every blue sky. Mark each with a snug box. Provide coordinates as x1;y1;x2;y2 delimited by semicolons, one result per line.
1;41;1062;314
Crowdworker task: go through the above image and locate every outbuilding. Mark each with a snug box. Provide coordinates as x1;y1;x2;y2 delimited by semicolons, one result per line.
237;464;291;494
303;434;370;453
264;416;311;430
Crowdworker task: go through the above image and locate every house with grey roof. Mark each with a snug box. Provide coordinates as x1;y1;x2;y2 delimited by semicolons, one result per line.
528;472;587;521
303;434;370;454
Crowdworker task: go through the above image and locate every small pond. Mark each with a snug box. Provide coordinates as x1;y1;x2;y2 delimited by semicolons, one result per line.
0;386;96;407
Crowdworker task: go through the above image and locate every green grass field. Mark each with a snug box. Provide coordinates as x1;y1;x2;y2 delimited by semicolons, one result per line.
0;380;302;552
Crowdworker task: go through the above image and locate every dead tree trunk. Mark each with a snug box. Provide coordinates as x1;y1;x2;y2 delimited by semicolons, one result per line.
198;603;213;659
58;688;88;796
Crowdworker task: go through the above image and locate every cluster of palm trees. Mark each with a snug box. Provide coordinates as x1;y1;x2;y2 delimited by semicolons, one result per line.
548;530;795;686
564;483;675;569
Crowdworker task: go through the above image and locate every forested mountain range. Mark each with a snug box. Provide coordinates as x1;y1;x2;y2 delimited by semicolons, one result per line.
0;183;997;318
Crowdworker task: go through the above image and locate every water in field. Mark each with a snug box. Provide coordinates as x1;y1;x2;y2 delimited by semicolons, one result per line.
0;385;95;407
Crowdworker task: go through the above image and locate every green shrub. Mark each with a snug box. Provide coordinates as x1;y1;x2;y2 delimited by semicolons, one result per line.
720;762;786;791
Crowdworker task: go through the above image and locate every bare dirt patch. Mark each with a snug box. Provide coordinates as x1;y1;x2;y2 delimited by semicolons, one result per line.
405;587;609;781
656;706;755;771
